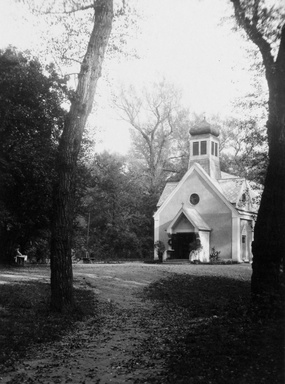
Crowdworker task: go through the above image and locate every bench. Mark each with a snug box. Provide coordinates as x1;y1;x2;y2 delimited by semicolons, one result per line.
15;255;28;265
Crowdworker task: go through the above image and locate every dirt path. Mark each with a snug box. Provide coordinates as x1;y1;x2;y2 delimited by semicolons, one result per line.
0;263;173;383
0;263;253;384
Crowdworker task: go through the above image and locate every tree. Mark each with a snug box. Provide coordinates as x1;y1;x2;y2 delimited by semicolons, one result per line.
230;0;285;305
48;0;113;311
217;51;269;184
16;0;137;310
76;152;151;259
114;80;190;194
218;116;268;184
113;81;191;256
0;48;66;263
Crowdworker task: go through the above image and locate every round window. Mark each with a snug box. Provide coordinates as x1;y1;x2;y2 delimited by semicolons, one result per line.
190;193;200;205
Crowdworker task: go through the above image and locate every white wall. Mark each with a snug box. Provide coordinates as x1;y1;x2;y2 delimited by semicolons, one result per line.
156;169;234;259
199;231;210;262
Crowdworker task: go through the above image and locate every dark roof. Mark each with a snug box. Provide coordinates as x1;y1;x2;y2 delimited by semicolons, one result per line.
218;178;244;204
189;119;219;137
157;182;178;207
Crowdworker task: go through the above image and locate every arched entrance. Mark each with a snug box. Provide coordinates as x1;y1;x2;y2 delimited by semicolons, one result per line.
170;232;196;259
166;207;211;261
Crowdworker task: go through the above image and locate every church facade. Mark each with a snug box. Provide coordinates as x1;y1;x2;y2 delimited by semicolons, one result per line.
153;120;260;263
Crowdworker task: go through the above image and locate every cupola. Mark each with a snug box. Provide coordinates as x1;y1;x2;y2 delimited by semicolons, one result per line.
188;118;221;179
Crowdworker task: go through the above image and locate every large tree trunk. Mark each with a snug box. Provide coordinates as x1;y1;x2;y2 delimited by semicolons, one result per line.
251;25;285;300
230;1;285;306
50;0;113;312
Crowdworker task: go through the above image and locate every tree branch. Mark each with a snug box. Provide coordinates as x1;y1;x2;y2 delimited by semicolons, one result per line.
230;0;275;75
44;3;95;15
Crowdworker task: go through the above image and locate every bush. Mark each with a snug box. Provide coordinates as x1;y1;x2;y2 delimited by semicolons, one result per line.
209;247;221;264
154;241;165;262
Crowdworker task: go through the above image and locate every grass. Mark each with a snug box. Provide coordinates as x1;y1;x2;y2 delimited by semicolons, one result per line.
0;276;97;373
135;273;284;384
0;265;283;383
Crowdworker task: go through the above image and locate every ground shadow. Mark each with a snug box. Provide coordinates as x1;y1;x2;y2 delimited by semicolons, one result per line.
0;280;96;369
136;273;284;384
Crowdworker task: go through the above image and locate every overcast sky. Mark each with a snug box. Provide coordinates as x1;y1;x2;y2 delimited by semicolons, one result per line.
0;0;263;154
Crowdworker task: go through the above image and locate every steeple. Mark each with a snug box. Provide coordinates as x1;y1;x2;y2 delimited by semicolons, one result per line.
188;118;221;179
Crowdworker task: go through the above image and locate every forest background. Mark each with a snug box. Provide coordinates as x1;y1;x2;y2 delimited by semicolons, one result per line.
0;0;282;264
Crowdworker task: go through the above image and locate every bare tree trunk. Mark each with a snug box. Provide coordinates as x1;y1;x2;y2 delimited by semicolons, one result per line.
50;0;113;312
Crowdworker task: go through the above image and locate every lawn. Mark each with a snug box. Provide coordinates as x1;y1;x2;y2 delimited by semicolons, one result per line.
136;272;284;383
0;263;283;383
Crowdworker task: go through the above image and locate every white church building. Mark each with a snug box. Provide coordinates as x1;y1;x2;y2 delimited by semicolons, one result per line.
153;119;260;263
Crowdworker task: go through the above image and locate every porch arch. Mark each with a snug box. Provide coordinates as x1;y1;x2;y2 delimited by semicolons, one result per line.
166;207;211;261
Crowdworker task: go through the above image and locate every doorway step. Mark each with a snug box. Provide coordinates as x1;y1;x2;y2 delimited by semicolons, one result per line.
163;259;190;265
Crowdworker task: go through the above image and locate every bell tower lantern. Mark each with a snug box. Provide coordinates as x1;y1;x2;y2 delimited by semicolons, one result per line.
188;118;221;179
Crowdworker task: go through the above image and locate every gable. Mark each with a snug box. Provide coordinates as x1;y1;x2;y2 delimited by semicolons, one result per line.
237;180;261;213
218;178;260;214
172;213;195;232
154;163;239;219
167;207;211;233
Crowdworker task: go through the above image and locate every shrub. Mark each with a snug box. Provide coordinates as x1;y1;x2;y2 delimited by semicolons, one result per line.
209;247;221;264
154;241;165;262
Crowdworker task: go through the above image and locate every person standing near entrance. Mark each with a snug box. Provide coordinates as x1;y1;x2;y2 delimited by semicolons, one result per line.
189;234;202;263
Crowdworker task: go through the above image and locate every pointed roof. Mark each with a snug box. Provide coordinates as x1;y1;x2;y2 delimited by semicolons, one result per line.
167;207;211;233
154;163;239;218
157;164;260;214
184;208;210;230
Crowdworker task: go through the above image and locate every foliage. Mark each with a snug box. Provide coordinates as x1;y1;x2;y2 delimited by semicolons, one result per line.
209;247;221;263
219;116;268;183
154;240;165;261
74;151;155;260
0;48;66;263
229;0;284;55
24;235;51;263
218;54;269;183
20;0;140;76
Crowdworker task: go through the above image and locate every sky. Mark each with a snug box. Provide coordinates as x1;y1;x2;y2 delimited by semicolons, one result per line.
0;0;261;154
93;0;255;153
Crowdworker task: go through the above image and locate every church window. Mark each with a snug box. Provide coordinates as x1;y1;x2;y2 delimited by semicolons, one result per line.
193;142;199;156
201;141;207;155
193;141;207;156
190;193;200;205
211;142;218;156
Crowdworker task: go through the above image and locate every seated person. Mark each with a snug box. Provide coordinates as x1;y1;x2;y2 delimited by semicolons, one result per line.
15;246;28;262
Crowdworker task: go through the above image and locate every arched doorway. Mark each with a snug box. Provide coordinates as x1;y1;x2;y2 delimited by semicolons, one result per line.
166;207;211;261
169;232;197;259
